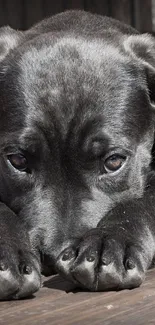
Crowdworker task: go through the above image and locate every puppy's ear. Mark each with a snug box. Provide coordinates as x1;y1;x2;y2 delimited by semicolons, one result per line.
0;26;22;62
124;34;155;102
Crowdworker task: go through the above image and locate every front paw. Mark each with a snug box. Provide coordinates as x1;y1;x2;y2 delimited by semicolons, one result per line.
0;243;41;300
56;229;149;291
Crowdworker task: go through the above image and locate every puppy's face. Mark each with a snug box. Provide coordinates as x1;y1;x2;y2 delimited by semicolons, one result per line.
0;33;154;259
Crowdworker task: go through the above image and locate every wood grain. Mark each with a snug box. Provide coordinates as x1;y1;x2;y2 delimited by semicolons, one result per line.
0;0;153;31
109;0;132;25
0;268;155;324
134;0;152;32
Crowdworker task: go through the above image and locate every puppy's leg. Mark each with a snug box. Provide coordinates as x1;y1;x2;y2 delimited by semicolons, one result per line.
56;184;155;291
0;202;41;299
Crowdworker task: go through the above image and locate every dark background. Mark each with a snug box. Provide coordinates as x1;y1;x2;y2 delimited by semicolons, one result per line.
0;0;153;32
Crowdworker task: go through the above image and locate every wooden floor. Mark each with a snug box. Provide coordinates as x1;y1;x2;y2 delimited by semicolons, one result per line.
1;269;155;325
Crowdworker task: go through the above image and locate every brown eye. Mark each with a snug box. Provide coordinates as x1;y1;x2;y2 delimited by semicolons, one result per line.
7;154;28;172
104;154;126;173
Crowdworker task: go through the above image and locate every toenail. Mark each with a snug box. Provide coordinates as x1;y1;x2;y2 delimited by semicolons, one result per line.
101;257;110;266
62;249;75;261
0;262;7;271
125;259;135;270
21;265;32;275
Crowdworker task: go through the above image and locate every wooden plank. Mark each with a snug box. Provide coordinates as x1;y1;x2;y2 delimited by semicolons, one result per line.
84;0;110;16
23;0;43;29
0;269;155;324
1;0;23;29
109;0;132;25
152;0;155;32
134;0;152;32
43;0;64;17
0;0;153;32
0;0;5;27
63;0;84;11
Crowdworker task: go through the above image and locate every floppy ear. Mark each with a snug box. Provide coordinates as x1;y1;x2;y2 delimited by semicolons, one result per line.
124;34;155;102
0;26;22;62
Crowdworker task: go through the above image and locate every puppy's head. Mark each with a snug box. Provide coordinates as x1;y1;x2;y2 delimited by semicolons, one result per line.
0;26;154;258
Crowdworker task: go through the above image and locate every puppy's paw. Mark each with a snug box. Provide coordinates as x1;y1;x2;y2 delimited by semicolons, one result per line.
56;229;148;291
0;244;41;300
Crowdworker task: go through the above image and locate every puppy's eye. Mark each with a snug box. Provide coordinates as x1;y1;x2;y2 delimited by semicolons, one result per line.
7;154;28;172
104;154;126;173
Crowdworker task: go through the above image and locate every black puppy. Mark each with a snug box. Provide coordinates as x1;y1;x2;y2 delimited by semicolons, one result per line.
0;10;155;299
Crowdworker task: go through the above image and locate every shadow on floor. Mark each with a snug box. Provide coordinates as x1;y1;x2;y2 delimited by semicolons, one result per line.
42;274;90;293
43;274;77;292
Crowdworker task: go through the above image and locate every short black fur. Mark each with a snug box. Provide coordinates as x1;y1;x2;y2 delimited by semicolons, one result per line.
0;11;155;298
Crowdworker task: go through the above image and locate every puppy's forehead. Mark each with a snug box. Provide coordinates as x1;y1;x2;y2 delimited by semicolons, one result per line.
19;36;136;99
17;36;142;125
